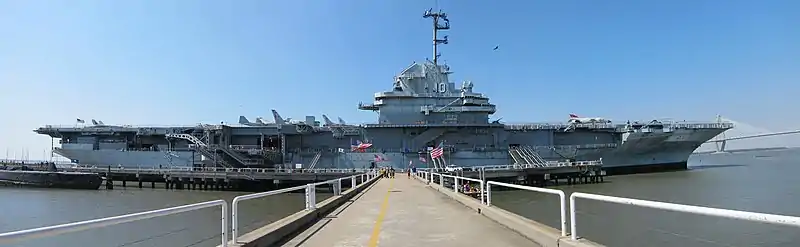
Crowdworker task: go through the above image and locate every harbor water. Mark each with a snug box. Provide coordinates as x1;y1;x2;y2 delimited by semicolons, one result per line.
493;148;800;247
0;186;334;247
1;148;799;247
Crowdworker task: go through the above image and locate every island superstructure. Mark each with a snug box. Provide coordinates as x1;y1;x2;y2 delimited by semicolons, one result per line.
33;9;733;175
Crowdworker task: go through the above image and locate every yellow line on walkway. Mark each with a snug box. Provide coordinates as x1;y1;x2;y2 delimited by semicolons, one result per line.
367;178;394;247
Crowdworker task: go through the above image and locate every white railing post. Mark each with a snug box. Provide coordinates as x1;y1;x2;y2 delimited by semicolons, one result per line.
453;177;459;192
335;178;342;195
486;183;492;206
479;181;485;205
570;194;577;240
221;201;228;247
351;176;357;188
305;184;317;210
487;181;567;237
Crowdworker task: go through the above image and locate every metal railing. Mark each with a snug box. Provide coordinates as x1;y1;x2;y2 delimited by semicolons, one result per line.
0;200;229;247
422;171;486;204
569;192;800;241
231;172;376;243
417;171;800;242
417;170;567;237
487;181;567;237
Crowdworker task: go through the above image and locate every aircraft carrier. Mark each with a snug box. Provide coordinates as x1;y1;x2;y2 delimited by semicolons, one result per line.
33;9;733;175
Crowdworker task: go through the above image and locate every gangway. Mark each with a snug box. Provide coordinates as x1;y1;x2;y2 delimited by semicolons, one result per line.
507;146;550;168
307;151;323;170
519;146;549;167
165;134;235;168
507;148;525;165
220;147;254;167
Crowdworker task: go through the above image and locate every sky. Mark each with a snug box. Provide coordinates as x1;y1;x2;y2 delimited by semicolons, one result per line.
1;0;799;160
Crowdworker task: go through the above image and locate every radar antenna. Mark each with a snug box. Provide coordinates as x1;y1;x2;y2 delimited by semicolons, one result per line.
423;8;450;65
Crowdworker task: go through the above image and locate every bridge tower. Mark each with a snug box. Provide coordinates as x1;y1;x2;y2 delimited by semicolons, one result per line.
715;115;728;152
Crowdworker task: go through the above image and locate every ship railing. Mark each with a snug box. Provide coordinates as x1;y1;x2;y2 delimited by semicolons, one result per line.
569;192;800;240
504;123;615;130
38;124;204;129
666;122;734;129
503;121;734;131
230;171;378;243
227;145;262;150
0;200;229;247
60;166;368;174
0;159;73;165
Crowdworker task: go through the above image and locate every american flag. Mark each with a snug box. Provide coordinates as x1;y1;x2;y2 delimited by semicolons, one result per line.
430;141;444;159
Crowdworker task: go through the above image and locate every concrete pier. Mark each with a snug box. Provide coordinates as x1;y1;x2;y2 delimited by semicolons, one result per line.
231;175;602;247
282;177;536;247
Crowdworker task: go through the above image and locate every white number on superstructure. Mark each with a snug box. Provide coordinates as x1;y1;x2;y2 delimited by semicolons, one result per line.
437;82;447;93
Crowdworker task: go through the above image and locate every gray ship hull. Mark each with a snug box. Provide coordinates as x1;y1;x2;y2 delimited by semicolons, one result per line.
45;123;726;175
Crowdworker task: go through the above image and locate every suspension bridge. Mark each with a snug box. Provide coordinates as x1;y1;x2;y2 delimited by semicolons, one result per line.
701;116;800;153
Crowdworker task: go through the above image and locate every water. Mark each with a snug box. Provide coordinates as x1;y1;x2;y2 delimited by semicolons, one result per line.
492;148;800;247
2;149;799;247
0;185;333;247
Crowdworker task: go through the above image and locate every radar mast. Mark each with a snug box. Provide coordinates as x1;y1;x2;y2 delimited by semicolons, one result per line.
423;9;450;65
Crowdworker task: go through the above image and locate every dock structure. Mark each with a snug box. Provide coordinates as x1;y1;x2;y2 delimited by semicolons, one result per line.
453;162;606;187
4;170;800;247
60;166;368;191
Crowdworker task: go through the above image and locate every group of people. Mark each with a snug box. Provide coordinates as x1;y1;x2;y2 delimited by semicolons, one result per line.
379;165;417;179
381;167;397;178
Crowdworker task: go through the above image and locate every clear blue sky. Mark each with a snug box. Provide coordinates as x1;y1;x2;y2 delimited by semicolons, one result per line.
1;0;798;159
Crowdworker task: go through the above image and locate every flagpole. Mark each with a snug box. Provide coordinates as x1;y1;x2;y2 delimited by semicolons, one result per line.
429;151;436;172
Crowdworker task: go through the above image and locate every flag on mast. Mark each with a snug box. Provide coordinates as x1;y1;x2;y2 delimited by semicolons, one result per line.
430;141;444;159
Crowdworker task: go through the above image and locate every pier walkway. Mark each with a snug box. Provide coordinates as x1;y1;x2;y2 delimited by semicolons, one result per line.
281;176;536;247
